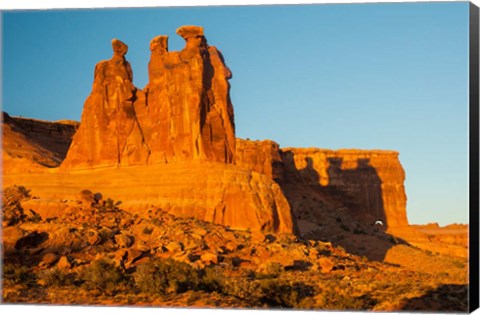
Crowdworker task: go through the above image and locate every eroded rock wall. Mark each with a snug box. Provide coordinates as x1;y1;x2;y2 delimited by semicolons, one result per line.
235;138;284;181
2;112;78;173
281;148;408;228
54;27;292;233
61;39;150;169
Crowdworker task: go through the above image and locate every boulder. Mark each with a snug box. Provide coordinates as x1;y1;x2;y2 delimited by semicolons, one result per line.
86;229;101;246
200;252;218;265
115;233;134;248
165;241;183;253
40;253;60;267
319;257;335;274
57;256;73;270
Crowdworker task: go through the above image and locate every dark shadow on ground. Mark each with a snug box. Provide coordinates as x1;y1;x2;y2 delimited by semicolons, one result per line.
400;284;468;312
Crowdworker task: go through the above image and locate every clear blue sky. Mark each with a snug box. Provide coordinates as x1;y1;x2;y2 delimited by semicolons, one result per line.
2;2;470;225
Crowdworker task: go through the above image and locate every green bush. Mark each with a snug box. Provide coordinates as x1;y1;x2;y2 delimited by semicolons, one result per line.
142;227;154;235
37;268;75;287
133;258;200;296
258;279;301;307
3;263;35;285
320;290;377;310
256;262;283;279
80;259;127;294
199;266;225;293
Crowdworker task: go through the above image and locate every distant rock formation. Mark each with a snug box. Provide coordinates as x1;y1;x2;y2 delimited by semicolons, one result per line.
62;26;235;169
234;139;408;228
281;148;408;228
2;112;78;173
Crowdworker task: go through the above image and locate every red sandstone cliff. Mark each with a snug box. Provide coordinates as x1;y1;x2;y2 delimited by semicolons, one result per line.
235;138;283;181
27;27;290;234
234;139;408;228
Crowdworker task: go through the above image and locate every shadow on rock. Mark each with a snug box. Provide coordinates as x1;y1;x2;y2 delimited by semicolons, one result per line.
278;153;410;262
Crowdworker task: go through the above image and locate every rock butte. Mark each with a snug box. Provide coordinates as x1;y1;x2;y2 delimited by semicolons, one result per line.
3;25;409;233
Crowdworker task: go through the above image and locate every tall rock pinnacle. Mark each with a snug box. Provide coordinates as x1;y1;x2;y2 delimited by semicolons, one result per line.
62;26;236;168
62;39;150;169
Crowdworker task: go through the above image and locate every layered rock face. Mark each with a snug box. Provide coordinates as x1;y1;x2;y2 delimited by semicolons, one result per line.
52;27;291;233
62;26;235;168
233;139;408;228
136;27;235;163
4;162;293;233
235;138;284;181
281;148;408;228
62;39;149;169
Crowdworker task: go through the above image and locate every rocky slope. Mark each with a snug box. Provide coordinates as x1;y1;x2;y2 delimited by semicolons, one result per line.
2;186;468;311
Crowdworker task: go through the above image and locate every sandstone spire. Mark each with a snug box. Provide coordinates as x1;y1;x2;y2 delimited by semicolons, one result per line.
62;26;236;168
62;39;150;169
135;25;236;163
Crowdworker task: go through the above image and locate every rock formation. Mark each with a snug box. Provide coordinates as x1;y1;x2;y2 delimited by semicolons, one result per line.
234;139;408;228
281;148;408;228
62;26;235;168
235;138;284;181
21;26;289;234
2;112;78;173
61;39;149;169
4;25;410;233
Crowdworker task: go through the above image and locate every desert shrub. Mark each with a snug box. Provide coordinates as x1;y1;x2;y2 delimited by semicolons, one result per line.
199;266;226;293
37;267;75;287
26;209;42;223
452;259;465;268
80;259;128;294
134;258;200;296
319;290;377;310
258;279;301;307
3;263;35;285
256;262;284;279
142;227;154;235
220;276;262;302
